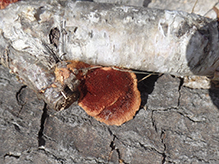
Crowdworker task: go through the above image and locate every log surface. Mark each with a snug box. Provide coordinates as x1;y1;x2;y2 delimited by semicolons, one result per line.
0;0;219;77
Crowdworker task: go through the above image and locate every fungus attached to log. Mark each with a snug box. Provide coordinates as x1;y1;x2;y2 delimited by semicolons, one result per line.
78;67;141;126
53;60;141;125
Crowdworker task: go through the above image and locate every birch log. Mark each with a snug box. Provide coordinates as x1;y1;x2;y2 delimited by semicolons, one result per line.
0;0;219;110
1;0;219;76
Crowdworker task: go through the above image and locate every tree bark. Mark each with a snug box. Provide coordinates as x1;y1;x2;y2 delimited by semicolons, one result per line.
1;1;219;163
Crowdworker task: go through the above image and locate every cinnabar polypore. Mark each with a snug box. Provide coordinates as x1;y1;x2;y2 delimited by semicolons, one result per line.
78;67;141;126
54;60;141;126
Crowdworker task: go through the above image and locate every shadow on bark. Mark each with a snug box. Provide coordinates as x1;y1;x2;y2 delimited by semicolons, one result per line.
38;103;48;147
143;0;152;7
209;84;219;109
137;73;160;107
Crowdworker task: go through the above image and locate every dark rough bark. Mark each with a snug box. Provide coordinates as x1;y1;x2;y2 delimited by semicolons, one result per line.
1;64;219;164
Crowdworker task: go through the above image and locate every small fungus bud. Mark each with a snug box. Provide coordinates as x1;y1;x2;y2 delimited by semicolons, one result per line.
0;0;19;9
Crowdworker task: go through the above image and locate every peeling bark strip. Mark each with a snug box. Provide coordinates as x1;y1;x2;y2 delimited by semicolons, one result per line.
0;0;219;77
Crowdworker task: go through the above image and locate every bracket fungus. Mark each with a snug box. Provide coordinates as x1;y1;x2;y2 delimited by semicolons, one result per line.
78;67;141;126
53;60;141;125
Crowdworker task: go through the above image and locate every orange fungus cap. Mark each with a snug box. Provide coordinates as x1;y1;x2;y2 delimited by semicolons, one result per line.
78;67;141;126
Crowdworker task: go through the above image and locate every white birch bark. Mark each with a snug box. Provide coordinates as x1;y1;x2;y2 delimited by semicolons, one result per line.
1;0;219;78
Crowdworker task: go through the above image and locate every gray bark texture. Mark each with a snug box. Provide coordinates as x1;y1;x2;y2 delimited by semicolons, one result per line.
1;0;219;164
